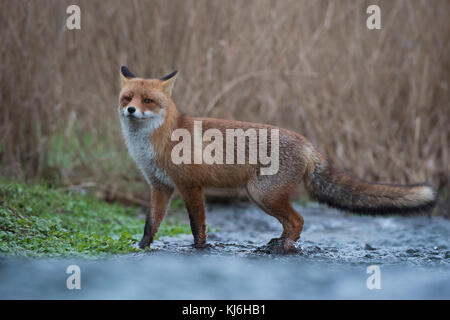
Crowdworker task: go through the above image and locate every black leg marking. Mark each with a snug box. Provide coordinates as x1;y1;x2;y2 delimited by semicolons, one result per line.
138;218;153;249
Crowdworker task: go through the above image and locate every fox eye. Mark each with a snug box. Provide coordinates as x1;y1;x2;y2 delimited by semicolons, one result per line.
143;98;153;104
124;96;132;102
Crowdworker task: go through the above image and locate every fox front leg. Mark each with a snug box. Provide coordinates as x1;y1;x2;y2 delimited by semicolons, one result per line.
179;186;207;248
138;186;173;249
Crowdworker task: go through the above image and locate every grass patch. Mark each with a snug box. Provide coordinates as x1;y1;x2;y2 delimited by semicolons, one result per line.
296;196;310;207
169;197;185;211
0;180;191;258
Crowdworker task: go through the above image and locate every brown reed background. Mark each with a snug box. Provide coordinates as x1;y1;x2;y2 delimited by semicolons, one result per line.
0;0;449;210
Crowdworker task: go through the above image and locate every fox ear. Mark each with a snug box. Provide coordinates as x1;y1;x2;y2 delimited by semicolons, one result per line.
120;66;135;85
160;70;178;97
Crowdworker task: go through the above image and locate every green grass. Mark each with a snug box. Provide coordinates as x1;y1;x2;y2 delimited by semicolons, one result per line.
0;180;191;258
296;196;310;207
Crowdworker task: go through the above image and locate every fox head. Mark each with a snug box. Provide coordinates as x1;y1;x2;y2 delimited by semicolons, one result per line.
118;66;178;123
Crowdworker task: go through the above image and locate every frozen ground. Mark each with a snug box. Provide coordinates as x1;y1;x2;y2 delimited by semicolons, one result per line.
0;202;449;299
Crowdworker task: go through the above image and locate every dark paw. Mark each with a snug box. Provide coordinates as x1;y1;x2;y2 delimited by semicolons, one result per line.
281;239;299;254
257;238;299;254
267;237;284;246
138;237;152;249
193;242;211;249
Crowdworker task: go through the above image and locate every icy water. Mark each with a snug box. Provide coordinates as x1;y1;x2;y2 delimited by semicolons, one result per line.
0;203;449;299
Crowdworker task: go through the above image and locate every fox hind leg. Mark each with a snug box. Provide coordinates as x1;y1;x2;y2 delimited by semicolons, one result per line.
245;185;289;240
263;201;304;253
246;179;304;253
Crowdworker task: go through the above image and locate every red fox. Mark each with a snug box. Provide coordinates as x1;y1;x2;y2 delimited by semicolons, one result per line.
118;66;436;253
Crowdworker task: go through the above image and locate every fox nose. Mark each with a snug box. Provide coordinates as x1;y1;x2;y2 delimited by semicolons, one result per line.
127;106;136;114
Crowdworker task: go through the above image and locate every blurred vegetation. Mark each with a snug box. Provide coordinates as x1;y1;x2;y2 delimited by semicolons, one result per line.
0;0;449;212
0;179;192;258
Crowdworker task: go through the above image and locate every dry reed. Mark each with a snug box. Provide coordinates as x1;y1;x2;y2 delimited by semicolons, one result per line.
0;0;449;210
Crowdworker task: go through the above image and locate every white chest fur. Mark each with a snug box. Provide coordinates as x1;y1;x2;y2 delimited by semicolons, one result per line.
120;115;174;187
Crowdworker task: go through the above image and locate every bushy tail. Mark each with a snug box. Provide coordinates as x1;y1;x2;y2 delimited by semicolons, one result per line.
304;154;436;215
